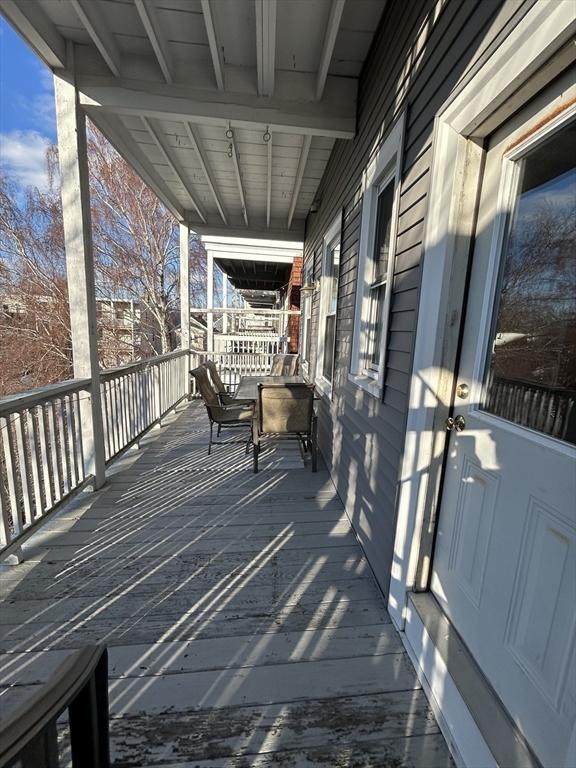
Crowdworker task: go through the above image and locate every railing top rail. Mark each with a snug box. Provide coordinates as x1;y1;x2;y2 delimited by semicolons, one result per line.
0;644;107;767
100;349;188;381
191;349;275;358
0;378;92;416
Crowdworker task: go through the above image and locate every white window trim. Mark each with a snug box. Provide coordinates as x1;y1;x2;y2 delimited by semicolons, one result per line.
300;262;313;378
349;112;406;398
315;214;341;398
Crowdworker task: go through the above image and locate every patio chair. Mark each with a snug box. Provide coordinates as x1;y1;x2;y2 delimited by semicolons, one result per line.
190;366;254;455
269;353;299;376
204;360;253;407
252;382;317;473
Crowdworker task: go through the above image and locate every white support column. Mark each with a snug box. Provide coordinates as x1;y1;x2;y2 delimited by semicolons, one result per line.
54;55;106;488
179;223;190;350
222;274;229;334
207;251;214;353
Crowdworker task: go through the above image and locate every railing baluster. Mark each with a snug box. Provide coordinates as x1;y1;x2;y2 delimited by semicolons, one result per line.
40;404;53;505
0;465;12;548
47;401;63;501
73;392;85;482
58;398;72;497
13;412;32;528
65;395;78;489
26;408;43;519
3;415;21;537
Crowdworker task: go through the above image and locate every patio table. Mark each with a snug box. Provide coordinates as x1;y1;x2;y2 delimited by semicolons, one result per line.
235;375;305;400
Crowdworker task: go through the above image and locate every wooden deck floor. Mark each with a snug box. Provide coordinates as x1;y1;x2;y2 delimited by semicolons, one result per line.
0;402;454;767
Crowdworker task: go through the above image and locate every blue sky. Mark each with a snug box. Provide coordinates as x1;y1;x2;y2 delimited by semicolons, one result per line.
0;17;56;190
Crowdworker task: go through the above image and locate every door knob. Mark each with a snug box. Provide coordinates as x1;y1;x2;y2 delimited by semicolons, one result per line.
456;382;469;399
446;415;466;432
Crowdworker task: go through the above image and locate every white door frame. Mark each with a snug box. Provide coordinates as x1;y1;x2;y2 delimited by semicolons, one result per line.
389;0;576;632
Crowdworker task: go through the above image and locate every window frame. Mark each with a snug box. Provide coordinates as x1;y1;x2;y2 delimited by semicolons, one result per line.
300;260;313;376
315;214;342;398
350;112;406;397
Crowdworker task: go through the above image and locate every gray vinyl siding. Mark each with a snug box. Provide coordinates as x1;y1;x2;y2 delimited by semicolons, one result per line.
303;0;535;596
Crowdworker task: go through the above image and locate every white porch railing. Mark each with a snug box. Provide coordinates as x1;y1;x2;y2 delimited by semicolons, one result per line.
0;350;190;557
190;349;275;395
100;350;189;462
0;347;284;557
0;379;91;554
213;335;283;355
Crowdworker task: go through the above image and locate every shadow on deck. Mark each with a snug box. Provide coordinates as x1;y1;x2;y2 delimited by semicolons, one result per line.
0;401;453;767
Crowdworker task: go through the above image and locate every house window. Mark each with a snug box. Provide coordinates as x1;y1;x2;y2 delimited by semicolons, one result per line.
300;262;313;369
350;112;405;396
366;179;395;369
316;216;341;395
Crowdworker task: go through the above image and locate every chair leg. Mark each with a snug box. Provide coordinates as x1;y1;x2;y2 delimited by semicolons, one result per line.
253;442;259;473
208;422;213;455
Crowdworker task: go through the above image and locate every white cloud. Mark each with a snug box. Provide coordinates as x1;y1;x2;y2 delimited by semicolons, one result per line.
0;130;51;190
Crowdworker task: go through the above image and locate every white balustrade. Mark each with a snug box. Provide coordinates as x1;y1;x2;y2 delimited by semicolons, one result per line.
0;350;190;557
189;349;276;396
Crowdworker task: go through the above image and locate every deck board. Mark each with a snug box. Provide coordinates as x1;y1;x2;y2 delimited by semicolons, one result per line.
0;402;453;766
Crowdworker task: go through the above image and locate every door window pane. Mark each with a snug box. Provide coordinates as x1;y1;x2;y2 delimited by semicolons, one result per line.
482;121;576;445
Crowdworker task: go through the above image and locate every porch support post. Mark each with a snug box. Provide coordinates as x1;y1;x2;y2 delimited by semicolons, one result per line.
54;50;106;489
222;274;228;334
207;251;214;352
179;223;190;349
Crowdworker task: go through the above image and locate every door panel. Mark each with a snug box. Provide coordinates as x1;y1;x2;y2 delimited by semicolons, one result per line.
431;76;576;768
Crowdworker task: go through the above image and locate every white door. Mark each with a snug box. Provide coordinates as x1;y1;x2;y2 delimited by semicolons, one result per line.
431;79;576;768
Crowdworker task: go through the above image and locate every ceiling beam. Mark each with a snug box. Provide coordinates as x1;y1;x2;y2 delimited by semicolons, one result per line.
316;0;346;100
0;0;66;68
184;122;227;225
86;109;184;220
287;135;312;229
255;0;277;97
141;117;206;223
229;133;249;227
191;220;305;241
70;0;122;76
134;0;173;84
200;0;224;91
78;79;356;139
266;132;273;229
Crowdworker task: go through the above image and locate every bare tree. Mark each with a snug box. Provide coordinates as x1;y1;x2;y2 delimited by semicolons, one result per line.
0;160;72;394
0;127;207;395
88;126;207;359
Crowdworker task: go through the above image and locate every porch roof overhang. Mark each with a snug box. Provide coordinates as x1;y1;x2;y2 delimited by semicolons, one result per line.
1;0;387;241
215;258;291;292
202;235;300;300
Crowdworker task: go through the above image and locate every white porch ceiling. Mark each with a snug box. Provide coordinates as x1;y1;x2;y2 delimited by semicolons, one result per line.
1;0;387;240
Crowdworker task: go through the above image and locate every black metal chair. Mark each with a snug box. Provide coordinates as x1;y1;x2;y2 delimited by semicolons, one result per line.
191;365;253;455
252;382;317;473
